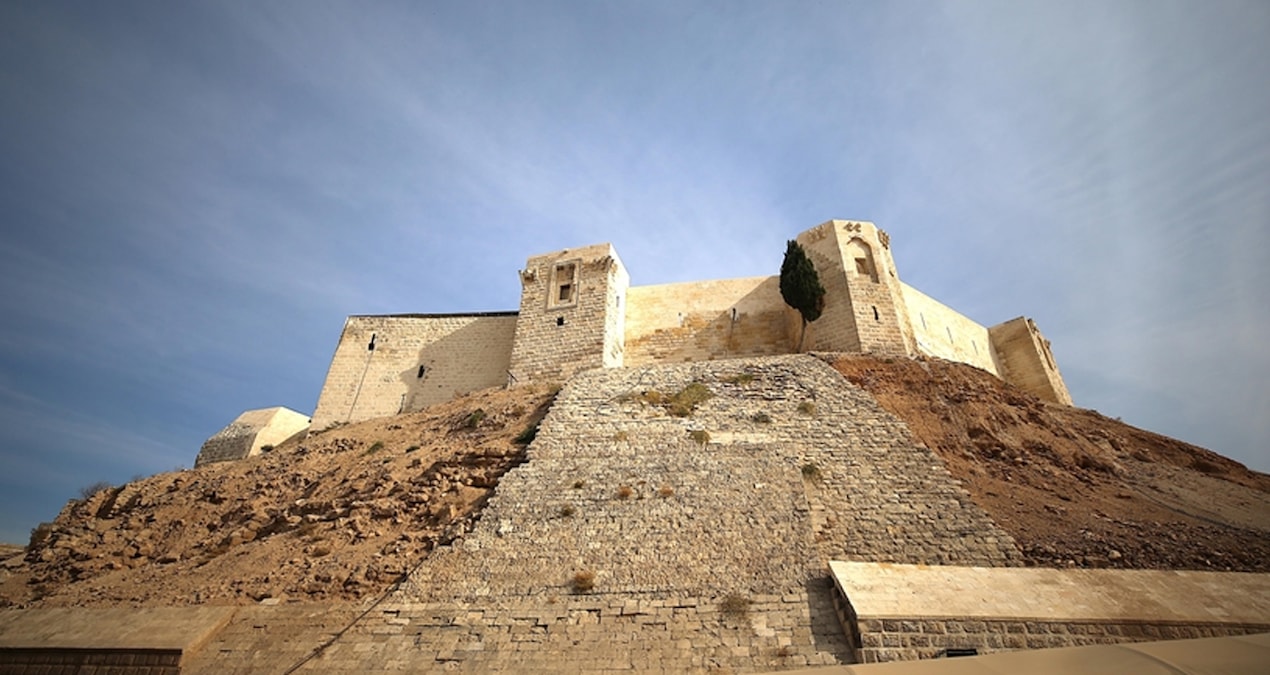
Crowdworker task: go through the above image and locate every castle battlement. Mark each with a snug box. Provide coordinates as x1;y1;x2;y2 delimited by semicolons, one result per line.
295;220;1070;434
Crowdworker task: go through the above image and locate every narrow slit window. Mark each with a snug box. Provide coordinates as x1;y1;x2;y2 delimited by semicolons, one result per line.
872;306;879;321
417;365;426;379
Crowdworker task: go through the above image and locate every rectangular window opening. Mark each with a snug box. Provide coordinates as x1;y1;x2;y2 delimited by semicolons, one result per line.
416;365;426;379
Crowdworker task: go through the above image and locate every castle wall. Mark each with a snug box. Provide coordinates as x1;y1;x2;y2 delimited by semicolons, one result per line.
508;243;629;383
901;282;1001;375
194;407;311;467
989;317;1074;405
796;220;916;356
623;276;796;366
309;313;517;431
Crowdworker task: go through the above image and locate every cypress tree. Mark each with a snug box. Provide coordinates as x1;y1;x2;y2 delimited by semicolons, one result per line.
780;240;826;351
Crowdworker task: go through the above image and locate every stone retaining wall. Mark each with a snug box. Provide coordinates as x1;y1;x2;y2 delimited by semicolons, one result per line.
262;354;1022;672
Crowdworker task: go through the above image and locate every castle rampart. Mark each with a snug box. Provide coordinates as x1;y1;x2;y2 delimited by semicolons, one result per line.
623;275;796;366
309;313;517;431
299;219;1071;432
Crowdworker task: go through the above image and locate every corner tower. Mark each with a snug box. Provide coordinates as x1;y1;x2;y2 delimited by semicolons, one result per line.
509;243;629;383
794;220;916;356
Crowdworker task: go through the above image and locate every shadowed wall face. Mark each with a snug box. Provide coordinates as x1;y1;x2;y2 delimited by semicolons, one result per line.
310;314;517;430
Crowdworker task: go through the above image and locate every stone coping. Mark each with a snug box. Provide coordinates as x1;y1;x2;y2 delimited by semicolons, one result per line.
794;631;1270;674
0;606;235;653
829;561;1270;624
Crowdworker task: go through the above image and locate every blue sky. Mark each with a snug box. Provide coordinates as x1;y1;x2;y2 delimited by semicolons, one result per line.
1;1;1267;543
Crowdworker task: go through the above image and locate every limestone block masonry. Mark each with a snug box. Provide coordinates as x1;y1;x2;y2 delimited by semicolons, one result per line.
309;313;518;431
206;355;1021;673
298;219;1073;438
828;561;1270;663
195;407;311;467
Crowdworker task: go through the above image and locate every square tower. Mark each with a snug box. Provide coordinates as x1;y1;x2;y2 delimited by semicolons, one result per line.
795;220;916;356
509;243;630;383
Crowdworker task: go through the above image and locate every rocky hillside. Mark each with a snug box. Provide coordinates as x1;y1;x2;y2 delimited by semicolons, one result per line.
831;355;1270;572
0;384;557;608
3;354;1267;610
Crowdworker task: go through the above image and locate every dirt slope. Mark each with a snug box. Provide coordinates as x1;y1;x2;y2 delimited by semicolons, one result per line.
0;384;556;609
830;354;1270;572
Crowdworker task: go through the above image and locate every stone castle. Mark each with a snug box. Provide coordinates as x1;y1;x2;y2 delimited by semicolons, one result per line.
198;219;1070;465
309;219;1069;429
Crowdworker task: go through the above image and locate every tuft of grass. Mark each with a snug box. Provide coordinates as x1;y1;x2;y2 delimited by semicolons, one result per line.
365;441;385;455
719;593;751;621
310;544;332;557
259;444;274;453
750;412;772;424
801;463;821;481
688;429;710;445
559;504;576;518
724;372;756;385
514;423;540;445
28;522;54;549
616;485;634;500
572;479;585;489
571;570;596;593
797;401;817;416
657;485;674;498
77;481;113;501
404;445;420;453
613;430;629;441
464;409;486;428
668;382;713;417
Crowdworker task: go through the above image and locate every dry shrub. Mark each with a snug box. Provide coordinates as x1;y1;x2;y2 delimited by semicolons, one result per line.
616;485;634;500
571;570;596;593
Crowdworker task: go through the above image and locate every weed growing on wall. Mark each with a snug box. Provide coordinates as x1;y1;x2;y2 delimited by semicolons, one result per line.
797;401;816;416
688;429;711;445
668;382;713;417
720;593;751;622
571;570;596;593
464;409;486;428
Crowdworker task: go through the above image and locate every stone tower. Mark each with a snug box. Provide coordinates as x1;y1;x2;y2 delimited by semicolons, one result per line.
795;220;916;356
508;243;630;383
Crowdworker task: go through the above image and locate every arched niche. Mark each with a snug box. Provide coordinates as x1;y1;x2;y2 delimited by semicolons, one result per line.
845;237;879;283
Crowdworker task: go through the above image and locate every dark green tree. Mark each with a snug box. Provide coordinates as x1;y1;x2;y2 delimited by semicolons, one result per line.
780;240;826;351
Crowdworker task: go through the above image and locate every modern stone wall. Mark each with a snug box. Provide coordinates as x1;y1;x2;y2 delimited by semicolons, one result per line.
195;407;311;467
309;314;517;431
829;561;1270;663
988;317;1073;405
901;282;1001;375
624;276;796;365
